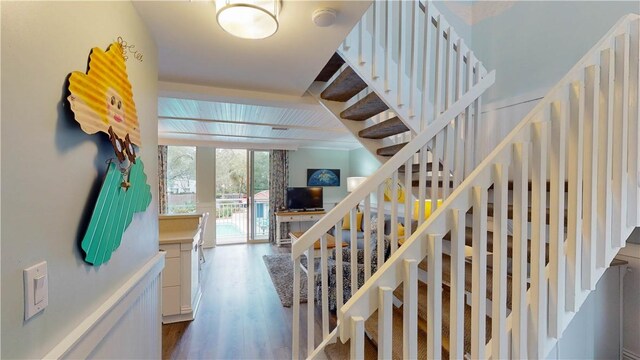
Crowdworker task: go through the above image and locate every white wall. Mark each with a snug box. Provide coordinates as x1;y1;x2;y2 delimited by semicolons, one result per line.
348;147;381;177
196;146;216;247
471;1;639;158
546;264;627;359
288;148;350;208
1;2;159;358
472;1;639;104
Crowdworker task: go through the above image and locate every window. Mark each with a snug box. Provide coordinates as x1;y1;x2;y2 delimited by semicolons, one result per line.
167;146;196;214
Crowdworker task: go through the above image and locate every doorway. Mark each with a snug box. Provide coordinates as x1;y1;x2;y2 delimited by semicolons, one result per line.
215;149;270;245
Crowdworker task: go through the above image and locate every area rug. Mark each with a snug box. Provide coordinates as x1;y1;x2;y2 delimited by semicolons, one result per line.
262;254;308;307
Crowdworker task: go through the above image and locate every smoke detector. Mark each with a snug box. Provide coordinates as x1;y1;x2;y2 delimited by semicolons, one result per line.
312;8;337;27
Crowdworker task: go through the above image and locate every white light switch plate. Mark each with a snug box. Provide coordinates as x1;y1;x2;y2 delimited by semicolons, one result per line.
24;261;48;320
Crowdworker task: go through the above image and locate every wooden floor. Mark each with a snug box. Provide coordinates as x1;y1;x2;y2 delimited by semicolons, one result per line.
162;243;327;359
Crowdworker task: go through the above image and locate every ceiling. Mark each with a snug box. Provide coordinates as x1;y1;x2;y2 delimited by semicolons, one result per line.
158;96;360;150
133;1;371;150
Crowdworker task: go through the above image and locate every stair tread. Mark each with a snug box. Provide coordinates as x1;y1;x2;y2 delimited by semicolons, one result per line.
340;92;389;121
365;282;492;358
359;117;409;139
315;53;345;82
395;283;493;357
441;224;550;265
364;290;448;359
399;162;444;173
321;67;368;102
377;142;407;156
467;202;568;225
416;252;515;310
324;335;378;360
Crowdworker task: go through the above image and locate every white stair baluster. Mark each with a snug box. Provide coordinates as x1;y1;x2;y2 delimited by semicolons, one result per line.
350;316;365;360
582;65;600;290
471;185;488;359
464;51;475;177
364;195;372;280
492;163;509;358
627;19;640;226
597;47;614;267
427;234;443;359
404;159;413;239
549;99;567;338
292;256;301;360
511;141;529;359
418;145;428;225
567;80;584;311
321;233;329;339
307;242;315;356
391;171;399;254
378;287;394;360
336;220;344;310
449;209;465;359
530;120;549;359
612;33;630;247
377;184;385;265
350;208;358;294
403;259;419;359
420;3;432;130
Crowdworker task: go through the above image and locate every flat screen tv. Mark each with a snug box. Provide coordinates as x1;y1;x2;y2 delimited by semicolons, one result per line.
286;187;323;211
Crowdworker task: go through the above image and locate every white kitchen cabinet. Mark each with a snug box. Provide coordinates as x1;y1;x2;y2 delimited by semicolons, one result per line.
159;214;202;324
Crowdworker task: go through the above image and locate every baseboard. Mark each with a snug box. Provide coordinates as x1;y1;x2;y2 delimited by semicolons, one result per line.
44;252;165;359
623;348;640;360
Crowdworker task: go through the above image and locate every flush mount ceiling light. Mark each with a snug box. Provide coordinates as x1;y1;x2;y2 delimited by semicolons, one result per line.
215;0;281;40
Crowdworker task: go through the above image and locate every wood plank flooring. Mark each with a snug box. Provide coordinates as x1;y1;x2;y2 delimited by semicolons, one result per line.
162;243;329;359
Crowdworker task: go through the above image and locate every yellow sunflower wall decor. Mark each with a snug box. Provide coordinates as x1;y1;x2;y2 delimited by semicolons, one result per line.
67;41;151;266
68;42;141;162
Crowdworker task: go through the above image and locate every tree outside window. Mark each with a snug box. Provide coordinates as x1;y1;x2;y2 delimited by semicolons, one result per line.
167;146;196;214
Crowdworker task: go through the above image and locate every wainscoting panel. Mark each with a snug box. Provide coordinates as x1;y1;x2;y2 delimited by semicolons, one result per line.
44;253;165;359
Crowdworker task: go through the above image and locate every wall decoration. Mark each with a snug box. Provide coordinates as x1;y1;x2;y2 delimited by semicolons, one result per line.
307;169;340;187
67;41;151;266
117;36;144;62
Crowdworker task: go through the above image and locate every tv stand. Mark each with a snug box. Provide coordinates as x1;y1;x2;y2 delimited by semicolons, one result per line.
275;210;326;246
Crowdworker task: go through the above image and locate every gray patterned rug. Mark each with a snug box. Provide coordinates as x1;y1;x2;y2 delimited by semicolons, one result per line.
263;254;308;307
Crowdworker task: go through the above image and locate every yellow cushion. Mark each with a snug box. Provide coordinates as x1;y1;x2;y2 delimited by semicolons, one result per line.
342;212;363;230
412;199;443;221
397;223;405;237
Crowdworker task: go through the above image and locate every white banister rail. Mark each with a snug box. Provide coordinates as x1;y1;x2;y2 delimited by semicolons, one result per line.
336;13;639;360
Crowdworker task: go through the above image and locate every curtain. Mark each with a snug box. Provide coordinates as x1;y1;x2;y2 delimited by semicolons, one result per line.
158;145;168;214
269;150;289;244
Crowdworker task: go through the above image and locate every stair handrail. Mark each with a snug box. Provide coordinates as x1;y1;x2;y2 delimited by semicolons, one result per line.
337;13;639;360
291;70;494;259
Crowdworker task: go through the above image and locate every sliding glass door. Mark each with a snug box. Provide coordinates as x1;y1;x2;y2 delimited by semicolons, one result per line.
250;151;270;241
215;149;270;245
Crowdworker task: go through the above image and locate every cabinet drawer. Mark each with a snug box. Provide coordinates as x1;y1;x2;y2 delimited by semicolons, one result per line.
162;258;181;287
162;286;180;316
159;243;180;258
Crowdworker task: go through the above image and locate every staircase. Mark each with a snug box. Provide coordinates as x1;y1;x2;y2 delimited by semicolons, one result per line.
292;1;639;359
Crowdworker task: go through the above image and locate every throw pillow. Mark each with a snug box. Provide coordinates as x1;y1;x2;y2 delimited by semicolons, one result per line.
397;223;405;237
342;212;363;230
